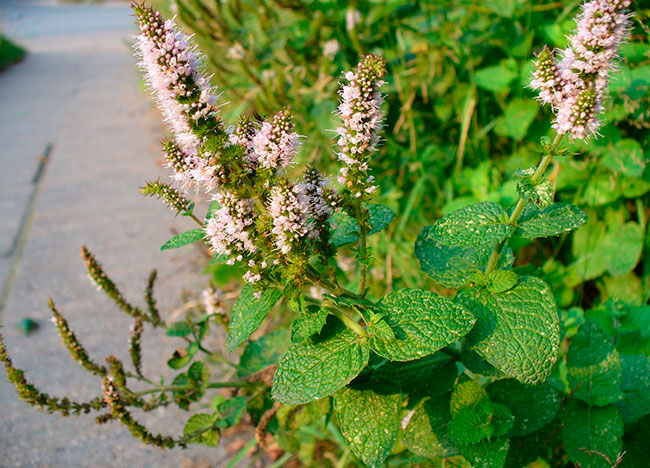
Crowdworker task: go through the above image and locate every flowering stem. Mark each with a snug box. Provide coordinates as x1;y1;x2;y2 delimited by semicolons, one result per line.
306;265;362;300
356;203;369;296
133;381;248;397
485;132;563;275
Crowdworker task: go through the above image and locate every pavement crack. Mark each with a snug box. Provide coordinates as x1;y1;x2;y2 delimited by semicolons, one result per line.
0;143;53;315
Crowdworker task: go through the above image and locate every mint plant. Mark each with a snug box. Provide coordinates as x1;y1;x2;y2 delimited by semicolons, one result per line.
2;1;648;467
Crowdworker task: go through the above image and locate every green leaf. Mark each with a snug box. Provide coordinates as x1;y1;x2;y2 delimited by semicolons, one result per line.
334;387;401;468
449;379;493;445
226;285;282;352
562;402;623;468
456;276;560;385
166;321;192;337
431;202;512;250
486;270;518;293
621;414;650;468
188;361;210;388
272;318;370;405
291;306;329;343
367;289;475;361
206;200;221;219
460;437;510;468
494;98;539;141
161;228;204;251
614;354;650;423
567;321;623;406
183;413;219;446
491;404;514;437
601;139;647;178
517;179;553;209
487;379;561;436
415;226;514;288
403;396;455;458
238;329;289;377
215;396;247;429
474;64;517;93
517;203;588;239
603;222;643;277
167;341;198;369
329;204;396;247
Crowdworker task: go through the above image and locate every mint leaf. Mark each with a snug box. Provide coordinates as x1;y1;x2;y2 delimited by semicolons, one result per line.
517;203;587;239
486;270;518;293
334;387;401;468
272;319;370;405
183;413;219;446
238;329;288;377
403;396;455;458
460;437;510;468
603;222;643;276
166;321;192;337
491;404;514;437
415;226;514;288
449;380;493;445
614;354;650;423
601;138;647;178
330;203;396;247
161;228;205;251
562;402;623;468
457;276;560;384
226;285;282;352
517;179;553;209
291;306;329;343
368;289;475;361
567;321;623;407
487;379;560;436
432;202;513;250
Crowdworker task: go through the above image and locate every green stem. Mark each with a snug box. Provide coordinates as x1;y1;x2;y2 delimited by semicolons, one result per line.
485;133;564;275
356;203;369;296
330;307;367;338
306;265;362;300
188;213;204;227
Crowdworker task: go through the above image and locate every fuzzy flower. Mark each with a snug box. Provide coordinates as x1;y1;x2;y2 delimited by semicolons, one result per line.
323;39;340;58
296;167;337;239
201;288;225;316
531;0;631;140
162;140;197;185
205;190;258;261
250;109;299;170
268;183;312;255
140;180;191;214
335;54;386;198
133;4;221;154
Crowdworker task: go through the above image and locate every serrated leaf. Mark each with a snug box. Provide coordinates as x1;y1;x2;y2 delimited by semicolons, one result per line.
403;396;456;458
329;203;396;247
415;226;514;288
495;98;539;141
238;329;289;377
562;402;623;468
517;179;553;209
432;202;512;250
215;396;247;429
460;437;510;468
291;306;329;343
367;289;475;361
487;379;560;436
166;321;192;337
334;387;401;468
449;406;494;444
188;361;209;388
161;228;205;251
451;379;491;415
183;413;219;446
614;354;650;423
226;285;281;352
456;276;560;384
272;318;370;405
517;203;587;239
486;270;518;293
567;321;623;406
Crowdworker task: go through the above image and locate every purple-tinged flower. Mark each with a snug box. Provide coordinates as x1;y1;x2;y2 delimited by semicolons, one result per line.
335;54;386;198
268;183;311;255
531;0;631;140
205;190;258;261
132;4;221;154
296;167;337;239
250;109;299;170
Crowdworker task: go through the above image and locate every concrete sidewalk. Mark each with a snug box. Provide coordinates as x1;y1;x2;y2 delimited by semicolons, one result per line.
0;2;237;466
